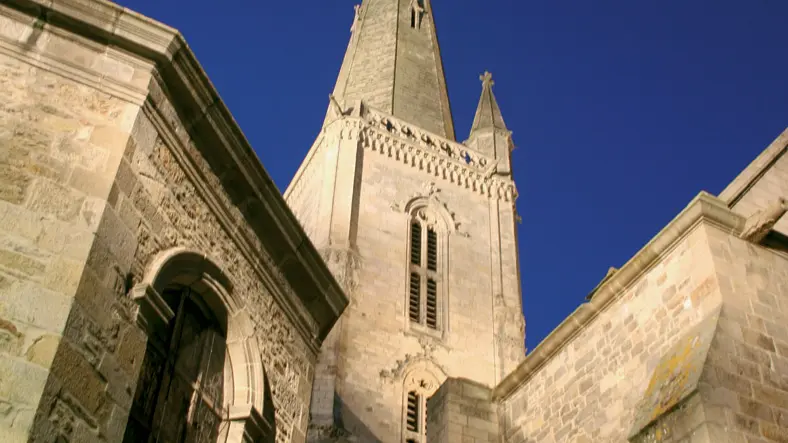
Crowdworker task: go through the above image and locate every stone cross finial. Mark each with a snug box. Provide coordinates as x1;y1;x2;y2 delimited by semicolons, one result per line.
481;71;494;87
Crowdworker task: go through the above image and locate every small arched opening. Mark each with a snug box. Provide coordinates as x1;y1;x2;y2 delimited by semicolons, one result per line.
400;360;445;443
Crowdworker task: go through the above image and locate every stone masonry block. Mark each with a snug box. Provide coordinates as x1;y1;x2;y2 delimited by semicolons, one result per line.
427;378;498;443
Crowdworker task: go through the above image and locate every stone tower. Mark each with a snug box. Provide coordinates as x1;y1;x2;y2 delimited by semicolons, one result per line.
284;0;526;441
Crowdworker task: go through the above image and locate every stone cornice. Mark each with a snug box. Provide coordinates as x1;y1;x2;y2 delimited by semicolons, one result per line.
321;106;518;202
3;0;348;347
492;192;746;401
362;107;493;172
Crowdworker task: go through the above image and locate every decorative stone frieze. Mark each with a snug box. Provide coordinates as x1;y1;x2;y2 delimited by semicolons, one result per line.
326;105;519;202
379;336;449;382
325;105;514;205
390;182;470;237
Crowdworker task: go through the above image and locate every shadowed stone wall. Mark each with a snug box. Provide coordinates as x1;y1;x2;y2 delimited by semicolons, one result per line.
0;1;346;443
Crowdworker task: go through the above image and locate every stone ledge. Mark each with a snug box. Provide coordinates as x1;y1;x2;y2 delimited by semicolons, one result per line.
0;0;349;345
492;192;746;401
719;127;788;207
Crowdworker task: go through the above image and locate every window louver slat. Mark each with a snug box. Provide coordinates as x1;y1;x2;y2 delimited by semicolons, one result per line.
427;228;437;271
409;273;421;323
410;222;422;266
406;391;420;432
426;279;438;329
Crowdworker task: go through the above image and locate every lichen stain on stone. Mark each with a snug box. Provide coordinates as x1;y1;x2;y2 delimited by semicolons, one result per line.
630;309;719;439
642;335;701;423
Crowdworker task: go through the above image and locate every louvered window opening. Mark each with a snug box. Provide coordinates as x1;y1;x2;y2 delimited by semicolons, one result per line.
408;220;440;331
425;279;437;329
426;229;437;271
406;391;420;432
408;273;421;323
410;223;422;266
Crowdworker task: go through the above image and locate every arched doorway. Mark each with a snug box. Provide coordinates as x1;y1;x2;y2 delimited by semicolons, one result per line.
125;248;275;443
124;286;229;442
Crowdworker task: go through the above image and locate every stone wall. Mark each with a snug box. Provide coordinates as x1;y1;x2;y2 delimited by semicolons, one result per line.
702;224;788;441
293;110;524;441
499;221;723;442
116;96;319;443
496;188;788;442
0;4;144;439
0;1;346;442
425;378;499;443
285;137;327;242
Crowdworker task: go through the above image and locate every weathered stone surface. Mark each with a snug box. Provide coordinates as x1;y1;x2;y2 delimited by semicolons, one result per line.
0;1;346;443
2;0;785;443
629;308;720;436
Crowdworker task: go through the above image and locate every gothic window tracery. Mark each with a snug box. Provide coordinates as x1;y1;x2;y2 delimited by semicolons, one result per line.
124;287;229;443
408;207;443;332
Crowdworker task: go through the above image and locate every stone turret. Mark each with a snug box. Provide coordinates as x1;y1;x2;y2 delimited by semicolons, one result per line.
465;71;515;175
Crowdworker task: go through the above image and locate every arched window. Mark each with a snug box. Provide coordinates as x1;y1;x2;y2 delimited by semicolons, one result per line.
401;370;439;443
408;208;444;333
124;286;229;443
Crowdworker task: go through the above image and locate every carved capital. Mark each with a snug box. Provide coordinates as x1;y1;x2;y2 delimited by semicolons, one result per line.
226;404;275;443
130;283;174;341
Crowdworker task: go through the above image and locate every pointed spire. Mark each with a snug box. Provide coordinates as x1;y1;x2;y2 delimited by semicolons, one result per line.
329;0;456;140
469;71;508;136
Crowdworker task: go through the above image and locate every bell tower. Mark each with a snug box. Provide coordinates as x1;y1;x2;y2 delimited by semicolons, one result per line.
284;1;526;441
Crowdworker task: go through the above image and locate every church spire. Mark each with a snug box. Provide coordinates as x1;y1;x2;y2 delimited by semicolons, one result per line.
469;71;508;136
330;0;456;140
465;71;514;175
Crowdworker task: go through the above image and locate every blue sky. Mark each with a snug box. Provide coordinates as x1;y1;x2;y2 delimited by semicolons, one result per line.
117;0;788;352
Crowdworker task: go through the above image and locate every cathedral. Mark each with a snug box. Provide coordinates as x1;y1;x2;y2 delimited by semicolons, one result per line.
1;0;787;442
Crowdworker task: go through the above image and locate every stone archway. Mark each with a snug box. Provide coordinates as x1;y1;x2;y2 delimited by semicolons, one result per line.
127;247;275;443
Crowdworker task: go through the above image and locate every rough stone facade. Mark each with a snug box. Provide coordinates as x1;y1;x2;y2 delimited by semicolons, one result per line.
0;1;346;443
3;0;788;442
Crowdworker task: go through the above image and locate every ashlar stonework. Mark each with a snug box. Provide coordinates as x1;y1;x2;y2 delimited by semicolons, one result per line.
2;0;788;442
